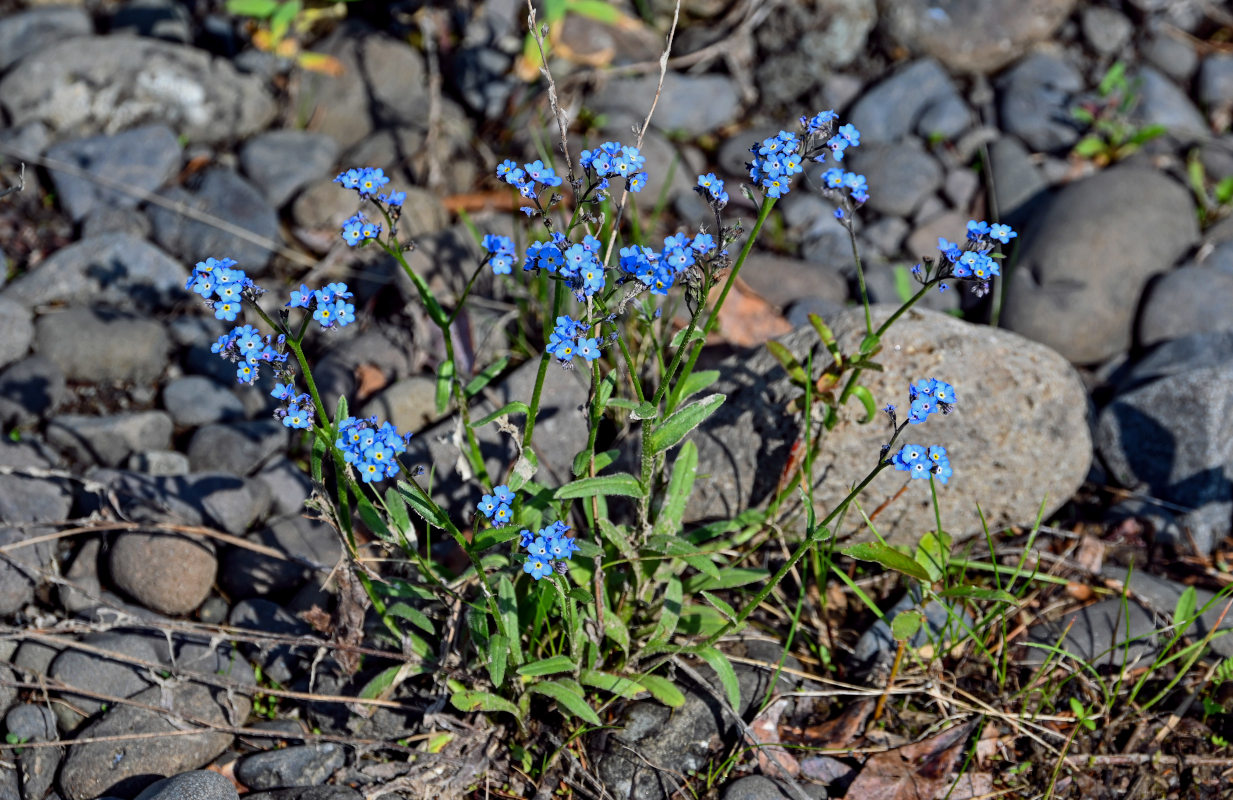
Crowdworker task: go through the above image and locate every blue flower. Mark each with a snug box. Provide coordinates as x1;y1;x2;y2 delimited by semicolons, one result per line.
287;284;313;308
482;234;514;255
494;484;515;505
523;557;553;580
989;223;1017;244
358;167;389;196
283;405;312;429
966;220;989;241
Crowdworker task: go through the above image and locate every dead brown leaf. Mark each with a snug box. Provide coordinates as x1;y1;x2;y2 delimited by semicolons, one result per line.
841;719;977;800
298;603;334;635
334;561;370;674
354;363;387;400
747;696;800;778
1074;533;1105;573
711;281;793;348
789;698;874;749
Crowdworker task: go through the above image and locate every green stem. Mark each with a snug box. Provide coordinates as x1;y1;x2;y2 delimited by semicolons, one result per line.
447;259;491;328
846;217;873;336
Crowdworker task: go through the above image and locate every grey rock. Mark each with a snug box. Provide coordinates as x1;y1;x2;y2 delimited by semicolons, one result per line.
0;35;276;144
85;468;268;537
48;631;164;730
219;514;339;601
590;72;740;137
13;640;61;680
997;52;1083;152
0;297;33;369
34;308;169;383
186;420;287;476
46;411;172;468
1096;358;1233;555
1142;25;1199;83
858;217;909;258
109;531;216;615
6;704;60;800
452;45;514;120
228;599;312;685
0;6;92;72
163;375;246;428
1000;167;1198;364
1138;266;1233;347
1206;240;1233;275
235;744;347;790
853;587;974;669
1022;598;1159;667
82;205;154;240
1102;565;1233;658
110;0;192;43
59;536;113;617
147;167;280;272
0;356;65;426
880;0;1078;73
360;376;441;437
846;140;943;217
3;233;188;313
987;137;1049;222
675;306;1091;543
1198;54;1233;110
943;168;979;210
56;681;237;800
125;450;190;476
1116;332;1233;395
44;125;181;221
861;259;960;314
738;253;849;313
722;775;823;800
240;130;339;209
0;471;72;526
847;59;963;145
752;0;876;82
916;92;972;141
134;771;239;800
1132;66;1208;144
1081;7;1133;56
255;457;312;518
192;472;271;536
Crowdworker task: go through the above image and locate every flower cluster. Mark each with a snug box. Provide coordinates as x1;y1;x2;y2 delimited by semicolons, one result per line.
906;378;956;424
547;315;600;365
210;323;289;385
333;167;405;247
270;381;314;429
695;172;729;208
820;167;870;210
921;219;1018;296
891;443;953;484
748;130;804;198
186;257;264;323
497;158;564;202
482;234;517;275
336;415;413;483
745;111;866;203
341;213;382;248
334;166;390;197
579;142;648;195
518;520;579;580
287;282;356;328
477;484;515;528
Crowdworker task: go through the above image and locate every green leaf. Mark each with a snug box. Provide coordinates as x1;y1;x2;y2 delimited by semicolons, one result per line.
843;542;932;582
269;0;300;40
1216;176;1233;205
808;313;843;367
596;371;617;409
649;394;725;453
311;435;326;484
396;483;450;529
858;334;880;356
683;567;769;594
892;264;916;304
1099;61;1127;96
471;523;521;553
572;447;619;478
634;673;685;707
1070;106;1095;125
451;689;523;721
384;486;413;541
357;495;390;541
670;327;705;349
464;356;510;399
891;609;924;642
579;669;643;698
677;604;728;636
938;586;1019;605
541;0;568;23
385;602;434;634
1127;124;1167;146
766;341;808;384
914;530;951;583
555;473;642;499
1175;586;1198;623
566;0;622;24
1074;135;1108;158
517;655;576;677
700;590;737;621
435;359;454;415
603;610;630;656
654;441;697;538
529;679;602;724
226;0;280;17
631;400;657;420
471;401;531;428
497;576;523;665
676;370;720;404
698;647;740;710
359;664;408;700
647;577;682;644
849;384;877;424
567;587;595;604
487;633;509;688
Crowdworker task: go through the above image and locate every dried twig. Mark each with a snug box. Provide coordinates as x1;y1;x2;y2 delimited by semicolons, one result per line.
0;162;25;199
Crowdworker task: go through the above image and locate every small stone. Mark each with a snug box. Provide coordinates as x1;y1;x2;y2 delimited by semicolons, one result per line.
125;450;191;476
256;456;313;517
1138;266;1233;347
189;472;271;535
987;137;1049;221
44;125;181;221
46;411;173;467
34;308;169;384
186;420;287;476
1022;598;1159;666
590;72;740;137
847;140;943;217
1080;7;1133;56
1198;54;1233;110
228;599;313;685
108;531;217;615
359;376;441;436
0;296;33;369
1132;65;1208;144
163;375;247;428
240;130;339;209
82;205;154;239
219;514;339;601
234;743;347;790
109;0;192;43
49;631;165;730
147;167;281;273
0;356;65;426
943;168;979;210
847;59;963;145
0;6;93;72
1142;25;1199;83
997;52;1083;152
134;770;239;800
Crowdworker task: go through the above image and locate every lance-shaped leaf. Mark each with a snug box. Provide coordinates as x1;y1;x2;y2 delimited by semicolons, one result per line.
649;394;725;454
